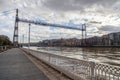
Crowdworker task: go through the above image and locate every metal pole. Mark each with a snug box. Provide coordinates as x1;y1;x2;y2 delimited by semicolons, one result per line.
84;24;87;46
22;35;24;44
81;24;84;46
20;35;22;45
28;23;31;49
22;34;24;47
84;24;87;39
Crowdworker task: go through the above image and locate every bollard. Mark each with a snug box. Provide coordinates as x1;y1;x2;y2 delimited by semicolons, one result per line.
0;46;1;52
1;46;3;51
4;46;6;50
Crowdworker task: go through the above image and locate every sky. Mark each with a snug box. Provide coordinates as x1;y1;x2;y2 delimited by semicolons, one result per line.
0;0;120;42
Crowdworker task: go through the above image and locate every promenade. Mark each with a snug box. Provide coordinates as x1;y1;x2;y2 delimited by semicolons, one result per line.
0;48;48;80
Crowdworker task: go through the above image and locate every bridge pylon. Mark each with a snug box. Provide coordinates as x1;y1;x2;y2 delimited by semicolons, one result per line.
13;9;19;47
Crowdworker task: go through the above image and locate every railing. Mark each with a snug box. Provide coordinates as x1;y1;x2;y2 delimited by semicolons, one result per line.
22;48;120;80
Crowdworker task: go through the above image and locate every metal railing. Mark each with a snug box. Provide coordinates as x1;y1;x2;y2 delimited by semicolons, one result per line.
22;48;120;80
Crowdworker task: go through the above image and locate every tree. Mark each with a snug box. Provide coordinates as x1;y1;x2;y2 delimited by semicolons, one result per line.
0;35;12;46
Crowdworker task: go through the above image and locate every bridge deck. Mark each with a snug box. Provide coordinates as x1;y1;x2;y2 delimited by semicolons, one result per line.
0;48;48;80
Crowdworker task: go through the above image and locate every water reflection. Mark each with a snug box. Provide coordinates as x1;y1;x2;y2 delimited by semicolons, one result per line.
27;47;120;67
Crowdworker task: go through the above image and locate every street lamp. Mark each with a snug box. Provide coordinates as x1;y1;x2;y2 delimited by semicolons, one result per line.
28;23;31;49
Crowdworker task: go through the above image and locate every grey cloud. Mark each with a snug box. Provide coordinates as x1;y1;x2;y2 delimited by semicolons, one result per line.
42;0;119;11
0;0;14;11
99;25;120;33
42;0;82;11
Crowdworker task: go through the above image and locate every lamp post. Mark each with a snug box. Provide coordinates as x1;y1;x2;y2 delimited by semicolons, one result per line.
28;23;31;49
22;34;24;47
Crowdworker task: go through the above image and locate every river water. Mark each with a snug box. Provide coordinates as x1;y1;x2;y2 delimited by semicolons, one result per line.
25;46;120;67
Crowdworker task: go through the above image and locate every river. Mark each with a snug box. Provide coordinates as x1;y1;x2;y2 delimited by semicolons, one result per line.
24;46;120;67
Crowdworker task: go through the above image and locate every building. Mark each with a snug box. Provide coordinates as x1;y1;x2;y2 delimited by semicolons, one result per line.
38;32;120;47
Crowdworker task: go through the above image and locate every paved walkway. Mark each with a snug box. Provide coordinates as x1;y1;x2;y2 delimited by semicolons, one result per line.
0;48;48;80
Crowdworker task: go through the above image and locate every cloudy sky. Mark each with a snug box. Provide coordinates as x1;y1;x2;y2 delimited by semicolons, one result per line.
0;0;120;42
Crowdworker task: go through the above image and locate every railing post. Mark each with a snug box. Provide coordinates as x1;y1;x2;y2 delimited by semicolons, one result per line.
73;63;76;80
90;62;95;80
49;54;51;63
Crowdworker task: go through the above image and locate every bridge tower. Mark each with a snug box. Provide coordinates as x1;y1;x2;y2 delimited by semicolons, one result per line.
13;9;19;47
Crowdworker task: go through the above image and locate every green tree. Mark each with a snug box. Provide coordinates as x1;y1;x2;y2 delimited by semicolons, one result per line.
0;35;12;46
